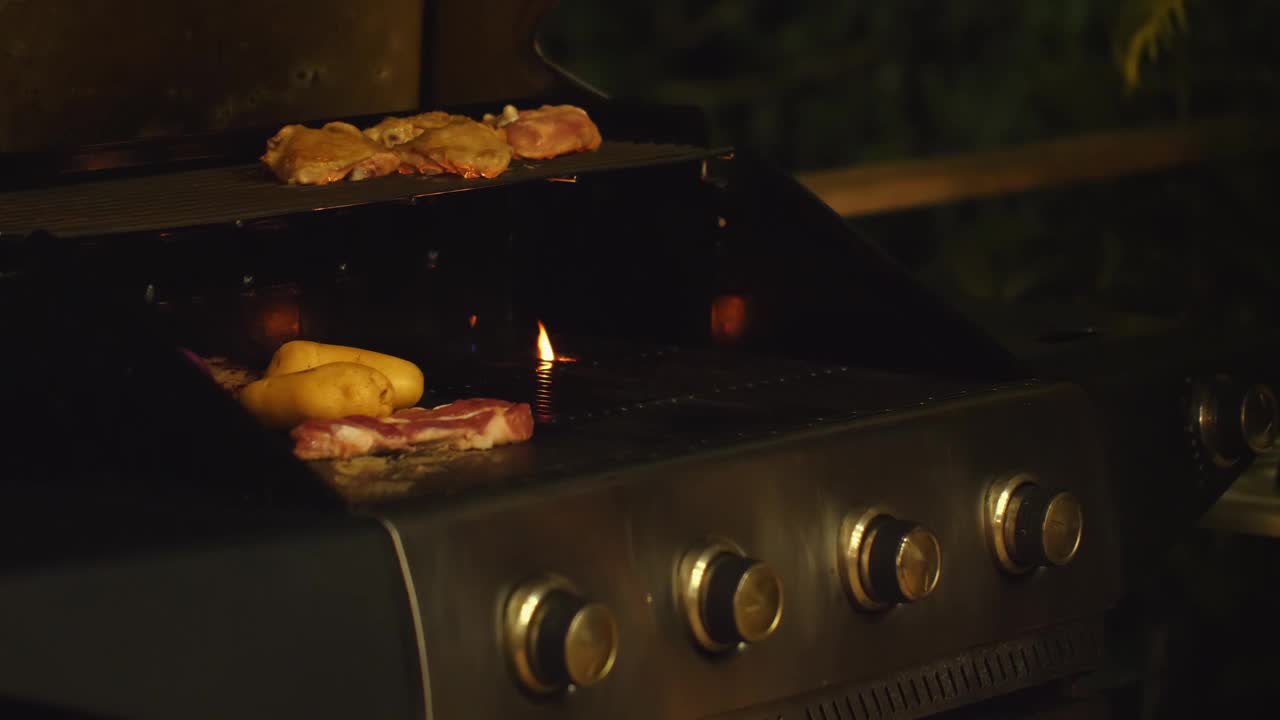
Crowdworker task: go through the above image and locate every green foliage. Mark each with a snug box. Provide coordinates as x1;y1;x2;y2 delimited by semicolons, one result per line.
1119;0;1190;91
542;1;1188;168
542;1;1280;328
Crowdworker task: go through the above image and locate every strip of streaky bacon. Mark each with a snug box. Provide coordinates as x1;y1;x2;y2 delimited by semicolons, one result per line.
291;398;534;461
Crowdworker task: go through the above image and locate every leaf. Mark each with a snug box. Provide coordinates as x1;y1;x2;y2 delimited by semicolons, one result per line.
1120;0;1190;91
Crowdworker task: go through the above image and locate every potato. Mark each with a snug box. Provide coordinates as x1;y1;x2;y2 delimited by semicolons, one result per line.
266;340;424;408
239;361;394;429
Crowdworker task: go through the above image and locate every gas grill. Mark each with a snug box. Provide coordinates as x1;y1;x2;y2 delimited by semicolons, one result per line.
1;3;1277;719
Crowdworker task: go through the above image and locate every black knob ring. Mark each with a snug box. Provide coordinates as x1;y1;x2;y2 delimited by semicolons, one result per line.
529;590;587;688
1010;484;1060;568
504;573;580;694
838;506;894;611
865;516;918;604
987;473;1083;574
703;553;755;646
987;474;1038;575
679;537;778;653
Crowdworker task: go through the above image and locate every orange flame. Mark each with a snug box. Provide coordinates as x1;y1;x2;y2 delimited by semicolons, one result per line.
536;320;555;362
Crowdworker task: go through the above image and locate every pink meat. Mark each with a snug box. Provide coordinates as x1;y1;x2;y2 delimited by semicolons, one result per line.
290;398;534;460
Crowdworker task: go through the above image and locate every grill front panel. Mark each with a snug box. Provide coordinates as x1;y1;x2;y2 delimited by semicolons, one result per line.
377;382;1121;719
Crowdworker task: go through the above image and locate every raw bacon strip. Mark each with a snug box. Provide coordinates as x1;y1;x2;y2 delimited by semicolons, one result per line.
393;399;534;448
291;398;534;460
291;415;411;460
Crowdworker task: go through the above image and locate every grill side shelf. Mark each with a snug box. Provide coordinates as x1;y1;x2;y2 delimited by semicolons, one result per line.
0;141;727;238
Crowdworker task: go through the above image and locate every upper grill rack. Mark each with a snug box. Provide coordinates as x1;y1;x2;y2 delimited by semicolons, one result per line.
0;141;724;238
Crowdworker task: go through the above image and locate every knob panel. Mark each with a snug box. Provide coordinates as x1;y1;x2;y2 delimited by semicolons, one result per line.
503;574;618;694
839;507;941;611
678;539;783;653
988;474;1083;574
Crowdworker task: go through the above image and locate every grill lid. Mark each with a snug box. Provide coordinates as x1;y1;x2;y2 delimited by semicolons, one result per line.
0;0;581;154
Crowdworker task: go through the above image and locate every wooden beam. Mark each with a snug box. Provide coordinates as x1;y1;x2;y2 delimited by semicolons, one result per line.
794;115;1280;218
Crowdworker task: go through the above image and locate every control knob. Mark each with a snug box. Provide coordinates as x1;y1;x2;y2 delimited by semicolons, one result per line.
1193;376;1279;467
677;539;783;653
838;508;942;611
503;574;618;694
1241;383;1278;455
987;474;1083;574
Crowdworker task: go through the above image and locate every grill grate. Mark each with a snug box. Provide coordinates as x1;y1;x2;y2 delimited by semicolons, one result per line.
716;620;1104;720
0;141;723;238
302;341;996;505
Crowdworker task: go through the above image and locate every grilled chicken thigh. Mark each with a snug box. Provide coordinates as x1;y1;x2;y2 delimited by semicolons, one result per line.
362;111;453;148
260;122;399;185
389;114;513;179
484;104;602;160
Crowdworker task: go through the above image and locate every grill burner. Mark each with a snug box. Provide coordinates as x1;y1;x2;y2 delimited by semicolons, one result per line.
0;141;722;238
311;338;981;505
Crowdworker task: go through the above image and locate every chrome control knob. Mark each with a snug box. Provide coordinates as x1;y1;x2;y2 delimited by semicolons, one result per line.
678;539;783;652
1193;376;1279;467
838;508;941;611
987;474;1083;574
503;574;618;694
1242;384;1279;455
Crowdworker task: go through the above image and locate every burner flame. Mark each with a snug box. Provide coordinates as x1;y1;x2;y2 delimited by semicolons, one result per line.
536;320;556;362
534;320;557;423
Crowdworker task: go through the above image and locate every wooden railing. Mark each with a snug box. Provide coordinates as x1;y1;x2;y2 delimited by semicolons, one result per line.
794;114;1279;218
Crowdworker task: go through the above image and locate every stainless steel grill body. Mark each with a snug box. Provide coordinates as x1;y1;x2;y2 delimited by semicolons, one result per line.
379;381;1119;719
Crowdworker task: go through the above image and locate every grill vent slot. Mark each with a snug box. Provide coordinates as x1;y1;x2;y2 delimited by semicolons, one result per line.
732;620;1102;720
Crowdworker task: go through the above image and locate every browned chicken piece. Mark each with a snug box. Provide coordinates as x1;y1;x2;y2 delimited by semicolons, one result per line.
392;114;512;179
260;122;400;185
483;104;602;160
362;111;453;148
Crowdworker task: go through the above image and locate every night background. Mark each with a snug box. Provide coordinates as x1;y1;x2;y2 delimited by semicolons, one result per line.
538;0;1280;334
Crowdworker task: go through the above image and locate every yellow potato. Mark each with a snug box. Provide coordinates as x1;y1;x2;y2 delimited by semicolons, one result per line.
239;361;395;429
266;340;424;408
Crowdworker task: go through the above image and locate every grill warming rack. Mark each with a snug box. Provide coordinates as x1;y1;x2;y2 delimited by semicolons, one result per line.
0;141;725;238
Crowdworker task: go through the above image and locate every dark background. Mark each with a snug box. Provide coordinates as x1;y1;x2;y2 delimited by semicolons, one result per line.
542;1;1280;168
539;1;1280;333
